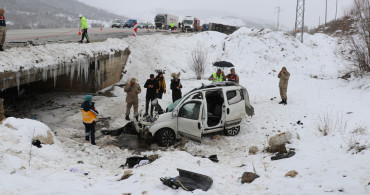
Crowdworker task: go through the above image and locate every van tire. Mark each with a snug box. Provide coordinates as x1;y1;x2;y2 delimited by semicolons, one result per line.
224;126;240;136
156;128;175;147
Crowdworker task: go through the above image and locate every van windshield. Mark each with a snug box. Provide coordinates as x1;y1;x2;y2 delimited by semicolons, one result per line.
167;98;182;112
183;20;193;25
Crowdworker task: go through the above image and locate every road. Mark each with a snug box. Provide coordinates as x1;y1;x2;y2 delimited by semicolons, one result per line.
5;27;178;47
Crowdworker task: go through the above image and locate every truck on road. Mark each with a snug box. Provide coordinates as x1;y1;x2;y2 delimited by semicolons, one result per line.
154;14;179;30
182;16;200;32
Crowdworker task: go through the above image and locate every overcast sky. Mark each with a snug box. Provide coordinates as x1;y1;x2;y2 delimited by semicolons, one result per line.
79;0;353;29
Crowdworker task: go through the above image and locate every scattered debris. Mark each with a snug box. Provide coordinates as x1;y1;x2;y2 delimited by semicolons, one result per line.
120;155;159;168
249;146;258;155
160;169;213;191
285;170;298;178
312;75;318;79
271;150;296;161
32;140;42;148
69;167;88;175
77;160;84;164
296;133;301;140
32;130;54;144
119;170;133;181
241;172;259;184
270;97;276;100
205;155;219;163
296;120;303;125
211;134;221;140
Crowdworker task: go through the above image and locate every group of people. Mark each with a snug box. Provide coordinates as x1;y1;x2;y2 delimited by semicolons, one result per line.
208;68;240;83
209;67;290;105
124;71;182;121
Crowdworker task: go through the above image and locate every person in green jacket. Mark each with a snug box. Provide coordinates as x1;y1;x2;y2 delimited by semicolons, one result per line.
78;14;89;43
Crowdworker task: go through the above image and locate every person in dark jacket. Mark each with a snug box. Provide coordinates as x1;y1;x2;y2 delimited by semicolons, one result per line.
0;8;6;51
170;75;182;102
80;95;99;145
144;74;159;116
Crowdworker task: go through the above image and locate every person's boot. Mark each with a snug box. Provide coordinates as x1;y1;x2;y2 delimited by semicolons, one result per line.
0;45;3;51
125;116;130;120
78;40;83;43
279;100;284;104
135;115;139;122
283;99;287;105
143;113;148;117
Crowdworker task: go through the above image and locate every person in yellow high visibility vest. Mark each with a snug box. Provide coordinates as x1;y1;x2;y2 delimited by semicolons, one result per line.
81;95;99;145
170;22;175;31
78;14;90;43
208;69;225;83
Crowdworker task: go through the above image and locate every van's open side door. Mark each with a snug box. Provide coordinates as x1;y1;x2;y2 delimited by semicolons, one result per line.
177;100;205;143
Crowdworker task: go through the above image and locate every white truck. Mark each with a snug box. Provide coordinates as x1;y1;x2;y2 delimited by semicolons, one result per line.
154;14;179;30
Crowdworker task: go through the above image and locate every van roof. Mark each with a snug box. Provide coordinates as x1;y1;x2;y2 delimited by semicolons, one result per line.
187;81;241;94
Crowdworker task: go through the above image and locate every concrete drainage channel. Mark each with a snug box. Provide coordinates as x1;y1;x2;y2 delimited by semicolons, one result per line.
0;47;158;151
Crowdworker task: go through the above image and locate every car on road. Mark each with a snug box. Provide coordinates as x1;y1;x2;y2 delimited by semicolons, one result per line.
137;23;147;29
136;82;254;146
111;20;124;28
124;19;138;28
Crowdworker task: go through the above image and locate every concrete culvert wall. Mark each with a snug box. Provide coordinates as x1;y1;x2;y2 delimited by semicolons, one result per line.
0;48;130;93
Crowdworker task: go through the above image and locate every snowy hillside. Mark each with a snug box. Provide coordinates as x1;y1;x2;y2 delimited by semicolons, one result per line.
0;28;369;194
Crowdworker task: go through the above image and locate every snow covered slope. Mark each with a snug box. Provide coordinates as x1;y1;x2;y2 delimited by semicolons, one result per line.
0;28;369;194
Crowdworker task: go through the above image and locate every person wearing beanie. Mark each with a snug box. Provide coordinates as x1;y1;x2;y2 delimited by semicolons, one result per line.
0;8;6;51
170;74;182;102
278;66;290;105
144;74;159;117
78;14;90;43
81;95;99;145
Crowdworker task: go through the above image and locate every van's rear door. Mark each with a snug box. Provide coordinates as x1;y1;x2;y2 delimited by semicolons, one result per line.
224;89;245;128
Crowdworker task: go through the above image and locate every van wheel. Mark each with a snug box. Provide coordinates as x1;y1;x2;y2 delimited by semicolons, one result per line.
156;128;175;147
224;126;240;136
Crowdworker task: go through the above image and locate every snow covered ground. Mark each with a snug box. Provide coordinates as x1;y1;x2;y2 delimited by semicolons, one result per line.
0;28;369;194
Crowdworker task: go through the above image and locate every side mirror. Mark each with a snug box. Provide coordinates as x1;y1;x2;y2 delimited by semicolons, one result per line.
172;110;178;117
151;98;158;106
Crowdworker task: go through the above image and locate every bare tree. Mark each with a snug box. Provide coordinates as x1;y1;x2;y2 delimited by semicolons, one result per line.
341;0;370;72
189;44;208;80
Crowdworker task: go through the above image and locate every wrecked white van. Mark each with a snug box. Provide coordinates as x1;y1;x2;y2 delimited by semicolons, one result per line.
137;82;254;146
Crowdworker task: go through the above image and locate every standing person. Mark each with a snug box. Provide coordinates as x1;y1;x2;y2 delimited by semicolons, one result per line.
226;68;239;83
156;72;166;99
81;95;99;145
278;67;290;105
124;78;141;121
144;74;158;117
78;14;90;43
170;74;182;103
170;22;175;31
0;8;6;52
208;69;225;83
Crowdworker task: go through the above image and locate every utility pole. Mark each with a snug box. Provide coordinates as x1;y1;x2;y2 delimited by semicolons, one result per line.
335;0;338;21
276;6;281;31
325;0;328;26
295;0;305;43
